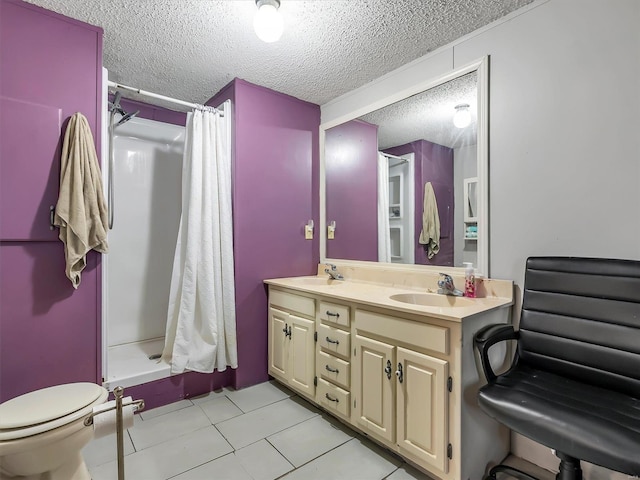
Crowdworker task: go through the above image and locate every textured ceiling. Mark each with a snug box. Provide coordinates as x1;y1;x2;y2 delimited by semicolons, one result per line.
24;0;533;109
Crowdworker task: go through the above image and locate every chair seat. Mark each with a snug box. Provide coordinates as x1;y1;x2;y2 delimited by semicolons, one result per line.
478;364;640;476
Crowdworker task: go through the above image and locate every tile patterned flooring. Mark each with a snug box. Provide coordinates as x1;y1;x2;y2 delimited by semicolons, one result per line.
83;380;549;480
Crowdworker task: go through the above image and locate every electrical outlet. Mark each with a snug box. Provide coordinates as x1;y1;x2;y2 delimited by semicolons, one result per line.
305;225;313;239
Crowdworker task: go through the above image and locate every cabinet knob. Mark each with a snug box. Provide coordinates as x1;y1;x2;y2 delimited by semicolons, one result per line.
395;362;403;383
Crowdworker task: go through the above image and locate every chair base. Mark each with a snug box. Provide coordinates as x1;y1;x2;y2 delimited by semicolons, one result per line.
484;452;582;480
556;453;582;480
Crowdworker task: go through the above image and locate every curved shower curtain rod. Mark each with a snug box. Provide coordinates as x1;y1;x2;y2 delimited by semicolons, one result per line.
107;81;224;116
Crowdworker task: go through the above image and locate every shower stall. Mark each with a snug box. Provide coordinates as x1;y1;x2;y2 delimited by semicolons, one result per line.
101;85;185;390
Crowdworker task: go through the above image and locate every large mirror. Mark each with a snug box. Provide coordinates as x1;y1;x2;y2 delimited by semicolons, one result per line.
320;58;488;275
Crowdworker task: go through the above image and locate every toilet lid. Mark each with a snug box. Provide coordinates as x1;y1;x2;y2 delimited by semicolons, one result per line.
0;383;104;430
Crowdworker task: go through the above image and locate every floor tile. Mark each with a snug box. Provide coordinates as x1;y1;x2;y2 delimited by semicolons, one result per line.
280;437;402;480
128;405;211;450
226;380;293;413
89;426;233;480
198;396;244;424
82;430;136;467
169;453;252;480
235;439;294;480
139;399;193;420
216;397;319;449
190;387;235;405
267;414;354;467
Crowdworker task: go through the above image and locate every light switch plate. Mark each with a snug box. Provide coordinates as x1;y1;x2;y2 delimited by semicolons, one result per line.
305;225;313;239
327;226;335;240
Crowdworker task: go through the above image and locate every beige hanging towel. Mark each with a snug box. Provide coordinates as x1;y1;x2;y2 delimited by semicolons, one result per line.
418;182;440;259
54;112;108;288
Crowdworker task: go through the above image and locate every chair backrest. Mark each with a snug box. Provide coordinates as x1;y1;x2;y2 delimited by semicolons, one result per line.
519;257;640;396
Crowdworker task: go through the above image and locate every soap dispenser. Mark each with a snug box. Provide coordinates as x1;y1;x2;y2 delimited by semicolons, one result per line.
463;262;476;298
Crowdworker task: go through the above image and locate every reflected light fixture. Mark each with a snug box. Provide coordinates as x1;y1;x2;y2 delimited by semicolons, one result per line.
453;103;471;128
254;0;284;43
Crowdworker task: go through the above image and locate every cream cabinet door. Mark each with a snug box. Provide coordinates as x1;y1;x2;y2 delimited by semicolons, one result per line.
268;308;289;379
396;346;449;473
288;314;316;397
353;334;395;443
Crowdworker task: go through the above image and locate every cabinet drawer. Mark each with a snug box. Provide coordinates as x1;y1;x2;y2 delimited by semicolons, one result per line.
318;301;350;328
270;289;315;318
317;350;350;390
317;378;350;418
318;323;351;359
355;310;449;355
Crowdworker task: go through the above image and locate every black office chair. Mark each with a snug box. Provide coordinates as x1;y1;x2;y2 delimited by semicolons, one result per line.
474;257;640;480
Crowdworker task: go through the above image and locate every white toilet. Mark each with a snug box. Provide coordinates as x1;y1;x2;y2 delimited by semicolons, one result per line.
0;382;108;480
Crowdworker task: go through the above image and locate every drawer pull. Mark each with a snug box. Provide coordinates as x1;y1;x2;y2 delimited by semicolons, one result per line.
282;324;291;338
396;362;404;383
325;337;340;345
325;393;339;403
384;360;392;380
326;310;340;318
325;364;339;374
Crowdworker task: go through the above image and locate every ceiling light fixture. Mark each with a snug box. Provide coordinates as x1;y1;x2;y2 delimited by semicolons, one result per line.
453;103;471;128
254;0;284;43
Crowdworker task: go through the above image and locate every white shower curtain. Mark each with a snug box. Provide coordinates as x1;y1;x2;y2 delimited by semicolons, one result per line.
377;153;391;262
163;101;238;374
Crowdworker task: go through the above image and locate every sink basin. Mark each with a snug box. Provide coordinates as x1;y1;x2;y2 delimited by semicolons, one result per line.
293;277;344;286
389;293;475;308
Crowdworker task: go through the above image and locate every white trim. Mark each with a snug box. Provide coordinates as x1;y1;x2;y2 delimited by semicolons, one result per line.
320;57;484;131
476;57;489;276
101;67;109;385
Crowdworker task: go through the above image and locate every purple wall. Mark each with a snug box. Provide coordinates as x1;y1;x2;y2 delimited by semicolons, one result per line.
385;140;454;266
122;369;233;411
325;120;379;261
0;0;103;401
208;79;320;389
1;1;320;402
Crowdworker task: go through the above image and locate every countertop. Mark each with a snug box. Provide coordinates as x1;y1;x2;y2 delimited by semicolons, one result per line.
264;275;513;322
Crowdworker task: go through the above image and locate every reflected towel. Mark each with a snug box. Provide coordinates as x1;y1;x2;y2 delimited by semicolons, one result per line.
53;112;108;288
418;182;440;259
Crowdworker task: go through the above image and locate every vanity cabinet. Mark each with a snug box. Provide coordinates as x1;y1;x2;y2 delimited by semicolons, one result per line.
265;277;512;480
353;310;450;474
268;290;316;398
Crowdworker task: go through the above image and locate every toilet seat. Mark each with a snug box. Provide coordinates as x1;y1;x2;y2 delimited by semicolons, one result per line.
0;383;107;441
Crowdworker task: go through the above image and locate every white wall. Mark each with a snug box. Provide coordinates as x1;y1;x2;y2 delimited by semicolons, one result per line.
322;0;640;477
106;117;184;347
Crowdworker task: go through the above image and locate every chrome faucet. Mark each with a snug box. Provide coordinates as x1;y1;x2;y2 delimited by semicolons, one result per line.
324;263;344;280
437;273;463;296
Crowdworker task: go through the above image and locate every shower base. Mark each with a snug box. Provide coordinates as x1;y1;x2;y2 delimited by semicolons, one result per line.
104;337;172;391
